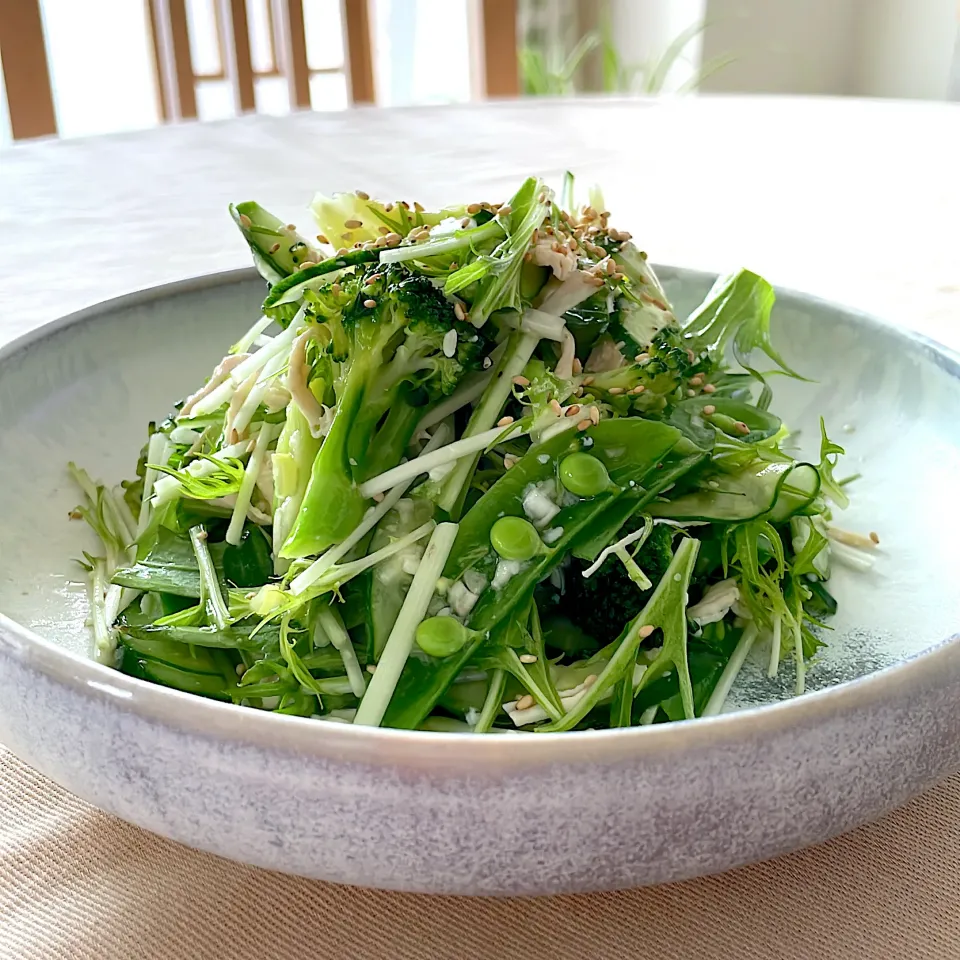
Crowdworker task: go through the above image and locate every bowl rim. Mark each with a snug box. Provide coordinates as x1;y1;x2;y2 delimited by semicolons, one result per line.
2;266;959;771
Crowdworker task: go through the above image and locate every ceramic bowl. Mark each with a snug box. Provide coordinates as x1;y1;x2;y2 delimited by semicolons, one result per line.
1;268;959;896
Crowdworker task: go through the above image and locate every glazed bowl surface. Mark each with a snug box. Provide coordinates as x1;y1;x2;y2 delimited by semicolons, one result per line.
1;267;958;895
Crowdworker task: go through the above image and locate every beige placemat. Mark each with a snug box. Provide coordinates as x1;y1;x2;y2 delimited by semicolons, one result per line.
2;747;957;960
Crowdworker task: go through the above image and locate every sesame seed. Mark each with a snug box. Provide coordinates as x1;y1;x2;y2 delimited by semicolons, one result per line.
344;219;363;229
572;357;583;375
332;282;341;295
236;663;247;676
341;232;353;241
605;260;616;276
735;421;750;435
367;664;377;674
268;242;281;254
385;232;402;246
364;298;377;308
238;213;252;228
467;203;481;215
515;694;535;711
690;375;704;386
582;376;595;386
608;387;624;395
378;225;390;235
286;223;296;231
375;236;388;247
631;385;645;395
549;399;563;416
336;247;348;256
384;202;395;212
361;241;376;251
703;405;717;416
461;217;472;228
686;389;696;397
565;404;581;417
574;387;584;397
638;625;655;639
512;375;530;386
519;654;538;664
703;383;716;394
583;674;598;688
316;234;329;244
503;455;518;470
589;406;600;425
577;419;591;431
498;204;512;216
619;231;632;241
523;252;533;262
355;190;370;200
496;416;514;427
870;531;880;544
454;302;466;321
449;262;458;270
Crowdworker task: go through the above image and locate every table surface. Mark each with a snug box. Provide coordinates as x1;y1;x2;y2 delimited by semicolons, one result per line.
1;95;958;960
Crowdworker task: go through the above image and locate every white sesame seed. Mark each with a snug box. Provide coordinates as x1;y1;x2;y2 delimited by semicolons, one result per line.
268;242;280;254
549;399;563;416
453;302;466;322
608;387;624;396
515;694;535;711
589;406;600;425
686;389;696;397
496;416;514;427
703;404;716;416
367;664;377;674
519;654;538;664
638;625;655;639
577;419;591;431
703;383;716;394
442;328;458;358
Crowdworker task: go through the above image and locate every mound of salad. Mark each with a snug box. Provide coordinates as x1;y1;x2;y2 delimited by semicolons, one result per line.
69;175;879;732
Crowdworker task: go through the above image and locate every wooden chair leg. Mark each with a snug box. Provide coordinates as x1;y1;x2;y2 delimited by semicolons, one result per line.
0;0;57;139
219;0;257;113
480;0;519;98
271;0;311;109
147;0;198;120
343;0;375;104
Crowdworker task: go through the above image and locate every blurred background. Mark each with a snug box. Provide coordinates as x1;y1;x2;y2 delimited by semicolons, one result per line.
1;0;958;144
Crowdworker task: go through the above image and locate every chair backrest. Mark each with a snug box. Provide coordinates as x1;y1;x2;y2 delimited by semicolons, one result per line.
0;0;519;140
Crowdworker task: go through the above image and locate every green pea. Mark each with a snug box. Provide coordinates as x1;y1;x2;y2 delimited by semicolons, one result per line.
416;616;471;658
559;452;611;497
490;515;541;561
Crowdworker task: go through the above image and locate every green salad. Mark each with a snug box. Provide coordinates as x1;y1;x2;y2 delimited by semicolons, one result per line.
70;175;878;732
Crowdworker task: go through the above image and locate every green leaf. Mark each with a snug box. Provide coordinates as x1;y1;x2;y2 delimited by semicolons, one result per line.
817;418;850;509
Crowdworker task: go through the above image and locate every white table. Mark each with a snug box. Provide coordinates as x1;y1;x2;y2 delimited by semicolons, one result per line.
1;96;959;959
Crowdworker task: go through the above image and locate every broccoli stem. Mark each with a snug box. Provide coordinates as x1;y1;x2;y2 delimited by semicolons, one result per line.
358;397;425;482
434;330;540;516
353;522;459;727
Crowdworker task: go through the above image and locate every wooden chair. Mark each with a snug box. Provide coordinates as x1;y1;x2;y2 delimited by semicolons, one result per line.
0;0;519;141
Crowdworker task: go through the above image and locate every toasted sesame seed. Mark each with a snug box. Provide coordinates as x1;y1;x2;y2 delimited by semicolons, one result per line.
702;383;716;394
496;416;515;427
375;236;388;247
512;375;530;387
608;387;624;395
385;232;402;246
577;419;591;431
519;654;538;664
238;213;252;228
735;421;750;435
638;625;655;639
341;232;353;241
515;694;535;711
703;404;716;416
286;223;296;231
361;241;376;251
454;302;466;321
268;242;281;254
300;260;316;269
498;204;512;216
549;399;563;416
364;298;377;308
686;389;696;397
384;202;395;212
589;406;600;425
582;376;595;386
316;234;329;244
336;247;348;256
870;531;880;544
401;200;411;210
461;217;472;228
565;404;581;417
572;357;583;375
619;231;632;241
605;259;616;276
503;455;518;470
631;385;645;395
355;189;370;200
690;375;704;386
467;202;481;215
344;219;363;229
378;225;390;235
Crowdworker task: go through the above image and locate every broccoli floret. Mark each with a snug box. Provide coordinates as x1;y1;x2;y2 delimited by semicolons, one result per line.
548;521;676;647
280;264;488;559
